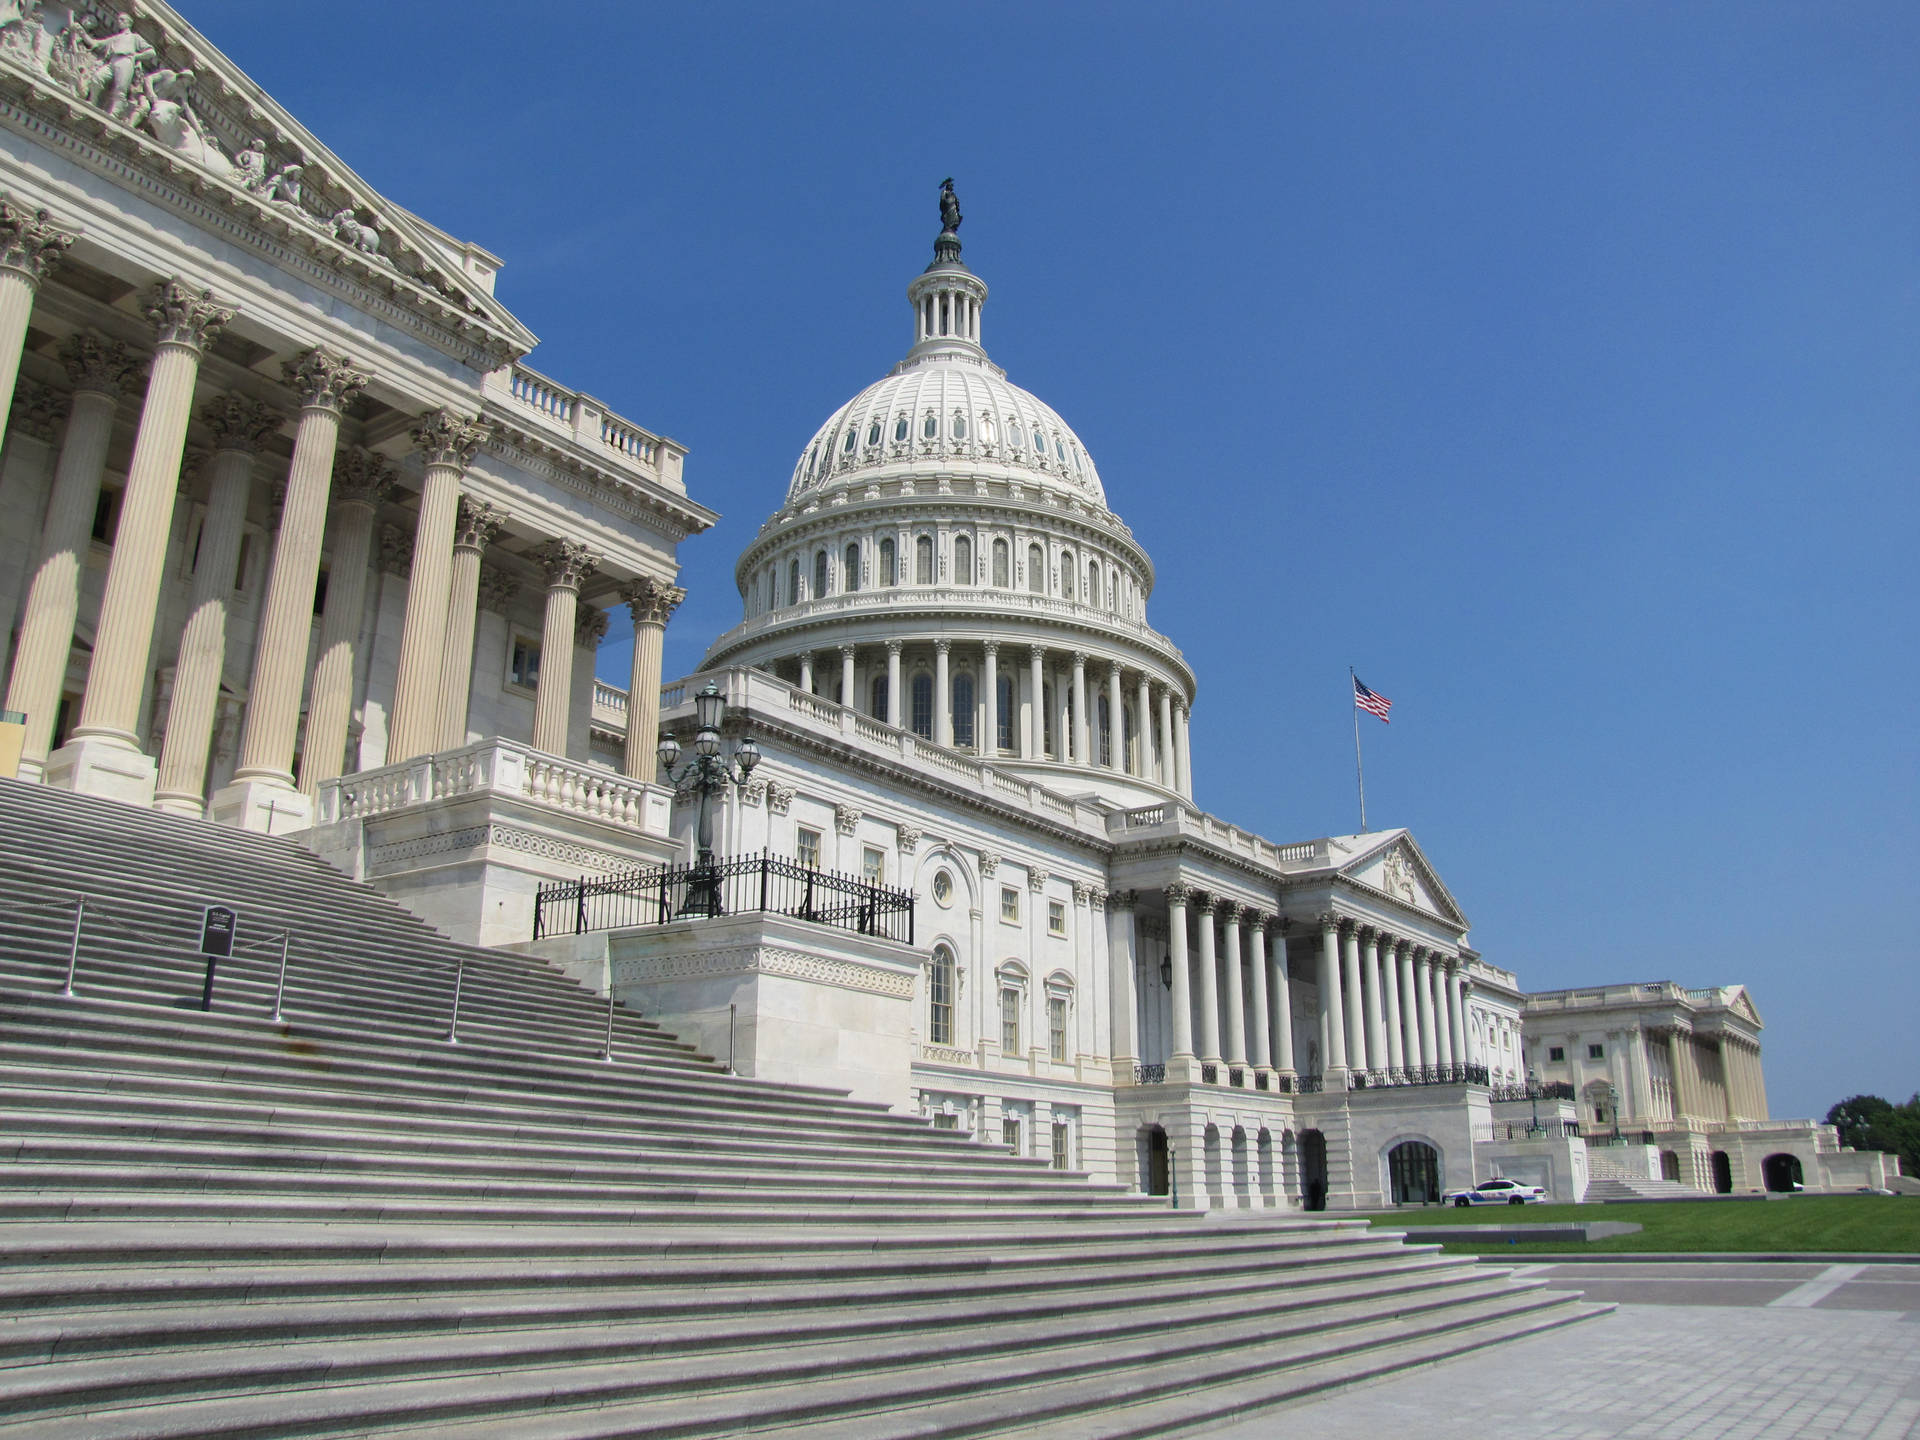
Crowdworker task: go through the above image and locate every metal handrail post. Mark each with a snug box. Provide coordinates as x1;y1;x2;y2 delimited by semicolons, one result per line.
759;850;769;912
727;1002;736;1075
445;953;466;1044
575;876;587;935
1169;1147;1179;1209
60;894;86;997
601;978;617;1063
269;930;291;1022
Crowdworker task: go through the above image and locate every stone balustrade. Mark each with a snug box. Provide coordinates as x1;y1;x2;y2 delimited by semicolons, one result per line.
490;363;683;490
1106;804;1328;871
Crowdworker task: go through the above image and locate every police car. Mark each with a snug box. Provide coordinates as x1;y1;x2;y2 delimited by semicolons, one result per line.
1442;1177;1549;1207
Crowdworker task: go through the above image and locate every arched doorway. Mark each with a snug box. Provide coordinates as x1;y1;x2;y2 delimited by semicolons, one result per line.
1762;1153;1804;1193
1387;1140;1441;1205
1139;1125;1169;1197
1257;1129;1276;1206
1230;1126;1251;1207
1300;1129;1328;1211
1711;1150;1734;1194
1660;1150;1682;1183
1203;1124;1224;1208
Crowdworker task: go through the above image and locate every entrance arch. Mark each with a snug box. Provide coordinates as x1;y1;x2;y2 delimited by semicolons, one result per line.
1762;1153;1805;1193
1300;1129;1328;1211
1387;1140;1441;1205
1711;1150;1734;1194
1659;1150;1682;1182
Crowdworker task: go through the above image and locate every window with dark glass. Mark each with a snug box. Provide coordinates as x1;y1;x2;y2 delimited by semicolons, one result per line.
953;535;971;586
814;550;829;599
1028;543;1044;594
992;538;1009;588
910;672;934;739
915;535;933;584
929;947;955;1044
844;542;860;592
952;672;975;748
879;537;896;586
870;674;888;721
996;674;1014;750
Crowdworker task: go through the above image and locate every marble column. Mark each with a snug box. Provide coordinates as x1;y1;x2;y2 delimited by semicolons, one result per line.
387;410;487;762
1432;958;1456;1073
0;381;67;684
50;281;233;804
1136;674;1154;780
219;351;366;826
1024;645;1042;757
1195;894;1221;1067
0;199;73;457
885;640;902;728
1164;884;1195;1070
1070;651;1088;764
1174;699;1193;798
1360;929;1387;1076
1399;942;1423;1069
293;449;392;797
4;335;141;776
152;397;280;814
1317;914;1348;1079
981;642;998;753
530;539;597;755
1106;661;1124;773
621;575;685;781
435;496;505;752
1340;920;1368;1073
1157;687;1175;788
1107;889;1137;1073
1413;948;1438;1072
1269;922;1296;1077
798;651;814;693
1382;937;1407;1075
933;639;951;746
839;644;855;708
1221;904;1247;1068
1245;909;1271;1075
1445;966;1468;1069
573;605;608;749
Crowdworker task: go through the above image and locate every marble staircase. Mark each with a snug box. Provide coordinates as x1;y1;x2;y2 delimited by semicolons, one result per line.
0;779;1605;1437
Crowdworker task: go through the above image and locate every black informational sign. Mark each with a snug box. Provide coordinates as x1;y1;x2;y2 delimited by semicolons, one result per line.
199;906;237;958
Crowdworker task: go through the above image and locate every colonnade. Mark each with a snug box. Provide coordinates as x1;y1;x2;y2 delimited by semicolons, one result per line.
0;199;680;824
1311;914;1474;1081
785;638;1193;796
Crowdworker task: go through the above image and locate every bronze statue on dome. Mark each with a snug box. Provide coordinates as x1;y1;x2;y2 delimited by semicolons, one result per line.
939;178;961;235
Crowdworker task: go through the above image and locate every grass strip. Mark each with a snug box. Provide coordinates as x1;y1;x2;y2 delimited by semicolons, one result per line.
1355;1195;1920;1255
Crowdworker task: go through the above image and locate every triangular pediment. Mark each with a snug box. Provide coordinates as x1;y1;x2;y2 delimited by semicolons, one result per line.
1338;830;1468;928
0;2;535;362
1726;986;1762;1027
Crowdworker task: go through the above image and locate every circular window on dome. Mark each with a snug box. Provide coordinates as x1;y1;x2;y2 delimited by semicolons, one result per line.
867;420;881;447
952;412;967;440
923;412;939;440
894;415;909;443
981;415;997;444
932;870;954;906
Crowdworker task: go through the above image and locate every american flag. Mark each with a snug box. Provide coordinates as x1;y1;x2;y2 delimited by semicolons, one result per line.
1353;676;1392;723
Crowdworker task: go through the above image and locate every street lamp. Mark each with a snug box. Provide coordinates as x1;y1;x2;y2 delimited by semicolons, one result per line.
1526;1063;1543;1137
657;681;761;916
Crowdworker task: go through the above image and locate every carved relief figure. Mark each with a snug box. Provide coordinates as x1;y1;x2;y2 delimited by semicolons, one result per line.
260;162;304;208
232;138;269;191
16;3;75;75
330;208;381;257
133;68;230;177
80;11;154;120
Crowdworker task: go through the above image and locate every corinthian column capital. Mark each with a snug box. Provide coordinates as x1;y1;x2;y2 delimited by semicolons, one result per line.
332;446;394;509
621;574;685;627
10;379;69;442
575;605;609;648
537;537;598;591
452;495;505;552
409;408;488;470
62;332;144;397
0;198;74;286
144;279;233;354
282;348;367;414
200;394;282;454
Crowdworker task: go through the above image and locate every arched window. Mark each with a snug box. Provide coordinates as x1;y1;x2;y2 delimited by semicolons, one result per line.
788;558;800;604
929;946;956;1045
915;535;934;585
1027;544;1044;593
1059;548;1075;597
1097;694;1111;766
1087;558;1100;604
1388;1141;1441;1205
996;673;1015;751
842;426;857;454
894;414;909;443
992;538;1009;588
953;535;972;586
1008;418;1023;450
865;419;881;447
952;411;968;441
844;542;860;593
870;673;889;721
952;672;975;748
981;414;997;445
878;537;896;586
910;673;934;739
814;549;829;599
922;411;938;440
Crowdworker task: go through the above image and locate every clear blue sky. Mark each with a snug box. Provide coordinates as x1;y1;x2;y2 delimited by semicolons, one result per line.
189;1;1918;1124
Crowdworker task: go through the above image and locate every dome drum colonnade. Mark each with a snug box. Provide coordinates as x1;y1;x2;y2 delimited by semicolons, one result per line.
0;194;684;826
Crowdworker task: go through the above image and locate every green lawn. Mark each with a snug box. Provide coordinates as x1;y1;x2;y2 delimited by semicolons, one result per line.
1352;1195;1920;1255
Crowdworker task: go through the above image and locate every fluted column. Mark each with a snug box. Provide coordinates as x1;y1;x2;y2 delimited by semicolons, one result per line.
51;281;233;803
1107;889;1137;1073
1398;942;1422;1068
1338;920;1367;1072
1270;921;1296;1077
933;639;951;746
1174;699;1193;798
1382;937;1407;1075
294;449;392;796
1070;651;1088;764
981;642;997;755
885;640;903;728
1360;929;1387;1076
1221;904;1247;1068
1136;674;1154;779
1433;959;1457;1073
1454;975;1473;1069
621;576;685;781
1105;661;1124;772
153;397;279;813
0;381;67;684
1024;645;1042;757
1414;948;1438;1072
222;352;366;822
1317;914;1348;1079
1245;912;1273;1075
799;651;814;693
1165;884;1195;1069
833;643;852;707
1157;687;1175;788
4;336;141;776
0;199;73;457
1194;894;1221;1067
1443;962;1466;1070
388;410;487;762
436;496;504;751
530;539;597;755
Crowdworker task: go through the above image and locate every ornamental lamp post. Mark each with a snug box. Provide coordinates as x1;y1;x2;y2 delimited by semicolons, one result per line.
656;681;761;916
1526;1064;1543;1137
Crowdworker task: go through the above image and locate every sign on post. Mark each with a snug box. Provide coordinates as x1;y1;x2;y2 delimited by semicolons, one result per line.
199;905;237;1011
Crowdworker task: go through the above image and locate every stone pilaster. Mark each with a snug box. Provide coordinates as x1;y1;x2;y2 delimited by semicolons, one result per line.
530;538;597;755
295;448;392;795
436;496;504;751
620;575;684;781
0;198;73;458
50;281;232;804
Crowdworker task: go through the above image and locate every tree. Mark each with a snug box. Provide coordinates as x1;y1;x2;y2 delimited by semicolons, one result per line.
1826;1095;1896;1150
1826;1093;1920;1179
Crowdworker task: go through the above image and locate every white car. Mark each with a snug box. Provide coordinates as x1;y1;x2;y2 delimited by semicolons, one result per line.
1443;1178;1549;1207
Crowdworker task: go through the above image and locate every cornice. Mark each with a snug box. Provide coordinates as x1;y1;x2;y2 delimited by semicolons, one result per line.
479;423;716;544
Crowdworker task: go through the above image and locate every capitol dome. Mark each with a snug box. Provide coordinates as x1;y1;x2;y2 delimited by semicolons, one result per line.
704;187;1197;808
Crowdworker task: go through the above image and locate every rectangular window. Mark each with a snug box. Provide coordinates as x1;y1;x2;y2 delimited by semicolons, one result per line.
508;633;541;690
1051;1123;1071;1171
796;827;821;871
1588;1043;1605;1060
1002;1117;1021;1153
1000;987;1020;1054
1548;1045;1566;1063
1000;887;1020;924
933;1112;959;1131
862;846;884;885
91;487;121;545
1048;995;1067;1061
1047;900;1066;936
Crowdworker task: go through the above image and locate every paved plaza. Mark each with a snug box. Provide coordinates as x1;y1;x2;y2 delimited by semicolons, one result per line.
1197;1261;1920;1439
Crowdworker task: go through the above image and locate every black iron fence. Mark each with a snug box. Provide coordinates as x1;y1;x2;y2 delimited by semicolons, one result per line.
1351;1063;1489;1090
1489;1079;1577;1104
533;851;915;945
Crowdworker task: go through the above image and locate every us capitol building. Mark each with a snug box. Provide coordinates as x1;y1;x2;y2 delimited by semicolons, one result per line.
0;1;1896;1210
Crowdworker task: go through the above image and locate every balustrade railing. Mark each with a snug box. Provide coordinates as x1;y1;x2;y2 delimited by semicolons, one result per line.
1295;1073;1324;1094
499;364;669;475
1133;1063;1167;1085
1350;1063;1490;1090
532;849;915;945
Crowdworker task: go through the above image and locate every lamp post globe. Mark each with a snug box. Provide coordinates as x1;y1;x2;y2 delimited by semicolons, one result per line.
656;680;760;917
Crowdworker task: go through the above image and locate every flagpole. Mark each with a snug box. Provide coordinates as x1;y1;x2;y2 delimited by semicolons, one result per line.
1351;667;1367;833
